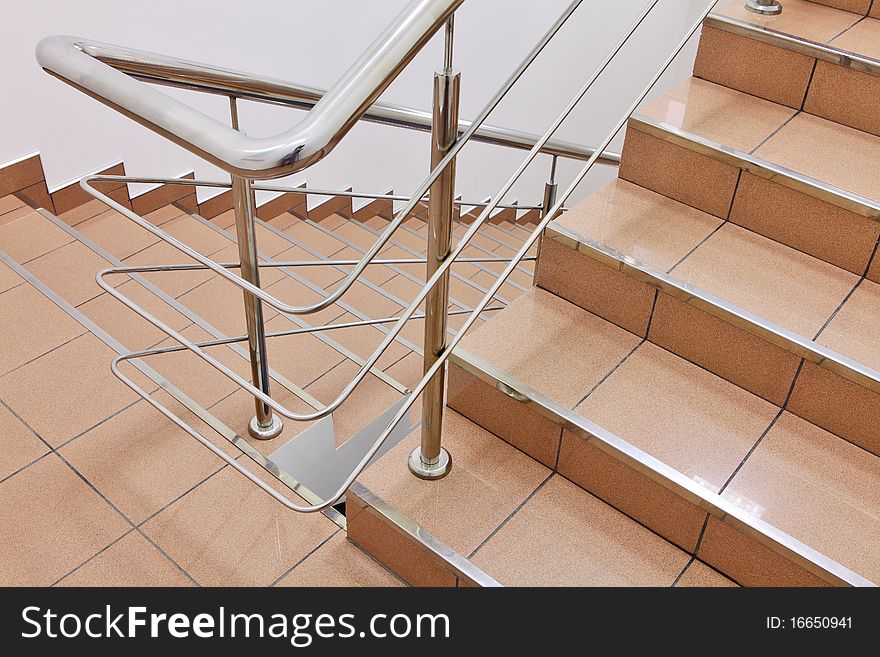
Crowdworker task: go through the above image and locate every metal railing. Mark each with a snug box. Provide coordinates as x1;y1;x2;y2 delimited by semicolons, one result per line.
38;0;714;512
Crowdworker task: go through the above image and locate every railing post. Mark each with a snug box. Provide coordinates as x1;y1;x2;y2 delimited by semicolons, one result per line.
229;97;283;440
745;0;782;15
409;17;459;480
532;155;559;284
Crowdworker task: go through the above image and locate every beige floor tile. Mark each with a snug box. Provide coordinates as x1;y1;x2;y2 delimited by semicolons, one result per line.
263;275;347;328
282;218;348;257
755;113;880;202
675;560;738;587
314;312;412;371
123;241;214;298
0;210;72;263
59;394;225;524
305;360;403;446
329;245;399;287
458;288;640;407
57;530;193;587
0;262;22;294
330;280;405;323
383;350;421;389
263;314;348;387
160;214;231;256
276;532;402;587
557;179;723;272
0;333;142;446
141;463;337;586
0;283;86;375
723;412;880;582
177;276;276;338
817;279;880;371
0;194;25;217
831;15;880;59
77;209;159;259
638;77;796;152
0;204;35;225
715;0;863;44
273;244;347;290
578;342;778;493
359;410;550;556
470;270;525;304
670;223;857;338
26;240;113;306
0;455;129;585
150;325;251;408
0;402;48;481
57;199;109;226
79;279;193;351
471;475;690;586
252;222;297;257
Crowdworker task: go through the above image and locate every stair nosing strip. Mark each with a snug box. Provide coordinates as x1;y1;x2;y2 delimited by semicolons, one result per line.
449;346;874;588
705;12;880;78
629;113;880;219
348;481;502;588
544;220;880;397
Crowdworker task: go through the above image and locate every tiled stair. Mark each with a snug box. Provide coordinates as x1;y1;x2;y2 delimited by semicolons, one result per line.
0;184;530;585
351;0;880;587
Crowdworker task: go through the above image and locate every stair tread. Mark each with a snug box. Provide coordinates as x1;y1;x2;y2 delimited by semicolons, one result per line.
724;411;880;583
470;475;693;587
639;77;797;153
455;287;880;582
754;112;880;203
831;15;880;60
361;409;708;586
554;178;876;371
713;0;864;46
635;76;880;205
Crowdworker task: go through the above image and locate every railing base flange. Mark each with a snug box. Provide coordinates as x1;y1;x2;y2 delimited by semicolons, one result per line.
249;414;284;440
408;446;452;480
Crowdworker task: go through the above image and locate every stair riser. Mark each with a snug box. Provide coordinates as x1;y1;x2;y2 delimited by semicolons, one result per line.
698;17;880;136
447;359;837;586
535;233;880;456
620;123;880;277
346;484;497;587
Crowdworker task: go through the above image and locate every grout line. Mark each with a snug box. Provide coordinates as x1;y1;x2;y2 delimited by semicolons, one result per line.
670;556;695;587
643;288;660;337
800;61;819;111
782;359;806;410
666;216;729;274
573;339;644;408
19;238;76;266
672;514;714;587
812;277;864;340
49;528;137;587
0;331;88;378
269;528;340;586
50;450;200;586
467;472;554;560
860;233;880;279
718;408;784;494
826;15;866;44
749;112;799;155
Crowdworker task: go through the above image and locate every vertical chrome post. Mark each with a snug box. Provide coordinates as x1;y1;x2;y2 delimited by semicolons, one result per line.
229;97;283;440
745;0;782;15
533;155;559;284
409;16;459;480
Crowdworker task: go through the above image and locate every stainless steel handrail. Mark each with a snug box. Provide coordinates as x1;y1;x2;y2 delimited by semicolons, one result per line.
79;0;587;429
46;38;619;167
99;0;715;515
37;0;463;179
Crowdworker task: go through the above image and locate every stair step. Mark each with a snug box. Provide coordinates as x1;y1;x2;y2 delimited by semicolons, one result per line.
354;407;732;586
448;287;878;586
703;0;880;134
624;77;880;278
539;184;880;457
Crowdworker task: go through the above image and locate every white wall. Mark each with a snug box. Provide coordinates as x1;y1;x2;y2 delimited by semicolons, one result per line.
1;0;708;212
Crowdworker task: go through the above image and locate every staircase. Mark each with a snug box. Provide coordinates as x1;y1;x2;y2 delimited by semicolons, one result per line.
350;0;880;587
2;0;878;587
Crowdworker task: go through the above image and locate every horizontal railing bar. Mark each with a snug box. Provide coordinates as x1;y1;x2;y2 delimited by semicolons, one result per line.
86;174;545;211
97;66;619;166
121;306;505;358
99;256;535;274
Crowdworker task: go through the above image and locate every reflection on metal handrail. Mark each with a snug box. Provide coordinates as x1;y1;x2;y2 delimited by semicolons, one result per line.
38;0;464;178
99;0;715;513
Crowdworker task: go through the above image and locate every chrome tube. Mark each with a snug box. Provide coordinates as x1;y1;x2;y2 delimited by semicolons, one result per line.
37;0;463;178
411;29;459;480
